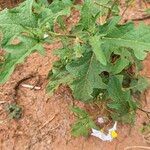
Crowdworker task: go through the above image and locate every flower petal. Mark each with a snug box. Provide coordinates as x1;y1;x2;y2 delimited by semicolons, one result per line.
91;129;113;141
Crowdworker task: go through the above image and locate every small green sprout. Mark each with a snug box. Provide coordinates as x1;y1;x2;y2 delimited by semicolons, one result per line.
6;103;22;119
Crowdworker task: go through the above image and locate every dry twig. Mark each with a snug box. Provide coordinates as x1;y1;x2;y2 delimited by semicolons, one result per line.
124;146;150;150
13;74;35;99
21;84;41;90
39;113;58;131
138;107;150;119
132;15;150;21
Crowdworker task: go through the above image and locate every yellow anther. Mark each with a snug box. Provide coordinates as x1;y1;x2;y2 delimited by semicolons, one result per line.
110;131;118;138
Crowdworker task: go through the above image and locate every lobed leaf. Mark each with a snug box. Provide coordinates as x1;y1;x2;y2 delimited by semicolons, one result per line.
71;106;98;137
66;52;107;102
102;23;150;60
0;36;42;83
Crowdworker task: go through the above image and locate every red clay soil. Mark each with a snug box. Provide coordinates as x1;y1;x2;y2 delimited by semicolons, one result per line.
0;1;150;150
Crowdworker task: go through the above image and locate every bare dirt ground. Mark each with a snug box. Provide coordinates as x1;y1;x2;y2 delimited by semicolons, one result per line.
0;1;150;150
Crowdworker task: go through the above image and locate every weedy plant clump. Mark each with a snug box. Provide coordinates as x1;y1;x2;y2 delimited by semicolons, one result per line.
0;0;150;137
6;103;22;119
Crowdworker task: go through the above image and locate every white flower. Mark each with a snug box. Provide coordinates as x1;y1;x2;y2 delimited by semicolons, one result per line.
91;121;118;142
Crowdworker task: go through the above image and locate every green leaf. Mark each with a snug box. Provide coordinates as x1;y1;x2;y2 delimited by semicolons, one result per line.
71;106;97;137
47;65;73;94
99;16;121;34
71;106;89;118
26;0;34;16
102;23;150;60
53;47;74;61
135;77;149;92
36;0;50;6
73;43;85;58
93;0;119;17
49;0;72;13
79;0;94;30
0;1;37;46
34;43;46;56
0;36;40;84
111;110;136;124
130;77;149;92
10;1;37;27
111;57;129;74
0;10;24;46
66;52;107;102
107;76;137;119
89;36;107;66
38;3;71;28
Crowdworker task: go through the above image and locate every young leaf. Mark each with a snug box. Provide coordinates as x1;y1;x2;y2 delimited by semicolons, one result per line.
38;4;71;28
47;66;73;94
71;106;97;137
89;36;107;66
79;0;94;30
99;16;121;34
